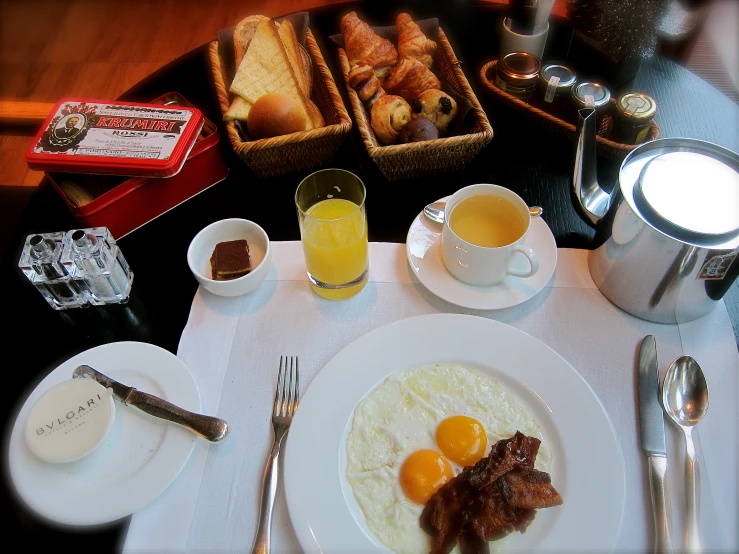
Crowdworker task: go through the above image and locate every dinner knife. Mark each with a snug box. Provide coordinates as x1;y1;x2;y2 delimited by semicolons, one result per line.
73;364;229;442
637;336;674;554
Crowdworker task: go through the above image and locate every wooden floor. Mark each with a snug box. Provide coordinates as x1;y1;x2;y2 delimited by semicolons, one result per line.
0;0;354;187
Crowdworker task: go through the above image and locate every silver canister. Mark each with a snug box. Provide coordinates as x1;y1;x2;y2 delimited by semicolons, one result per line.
574;126;739;323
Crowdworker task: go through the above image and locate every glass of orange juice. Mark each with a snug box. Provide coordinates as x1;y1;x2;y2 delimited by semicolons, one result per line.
295;169;368;300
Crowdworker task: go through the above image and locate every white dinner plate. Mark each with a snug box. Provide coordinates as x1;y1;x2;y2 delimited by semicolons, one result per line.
8;341;200;526
285;314;625;553
407;196;557;310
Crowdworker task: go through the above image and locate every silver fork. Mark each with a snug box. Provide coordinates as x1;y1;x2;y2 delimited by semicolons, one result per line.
250;356;299;554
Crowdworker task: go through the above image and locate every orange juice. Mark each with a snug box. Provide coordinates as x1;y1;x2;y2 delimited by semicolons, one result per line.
301;198;368;299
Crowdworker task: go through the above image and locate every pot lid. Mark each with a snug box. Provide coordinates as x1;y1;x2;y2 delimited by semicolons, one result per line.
633;151;739;243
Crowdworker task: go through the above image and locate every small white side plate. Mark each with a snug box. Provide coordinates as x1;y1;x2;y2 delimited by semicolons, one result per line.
8;341;200;526
407;196;557;310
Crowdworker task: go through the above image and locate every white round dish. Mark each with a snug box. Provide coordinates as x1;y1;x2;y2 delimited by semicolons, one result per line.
407;196;557;310
187;218;272;297
8;342;200;526
284;313;625;553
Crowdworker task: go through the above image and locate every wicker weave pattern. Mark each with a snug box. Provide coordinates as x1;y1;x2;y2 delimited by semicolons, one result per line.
210;30;351;178
479;60;660;160
339;28;493;182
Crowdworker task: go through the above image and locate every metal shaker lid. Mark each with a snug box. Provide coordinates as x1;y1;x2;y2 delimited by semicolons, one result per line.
633;151;739;244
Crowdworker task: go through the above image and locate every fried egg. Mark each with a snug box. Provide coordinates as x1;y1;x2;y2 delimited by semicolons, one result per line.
345;363;550;554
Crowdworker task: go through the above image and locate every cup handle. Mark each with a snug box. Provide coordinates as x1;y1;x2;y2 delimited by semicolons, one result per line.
507;247;539;278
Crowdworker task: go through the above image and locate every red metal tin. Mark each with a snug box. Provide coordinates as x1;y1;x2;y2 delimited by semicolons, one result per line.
45;93;229;238
25;97;204;178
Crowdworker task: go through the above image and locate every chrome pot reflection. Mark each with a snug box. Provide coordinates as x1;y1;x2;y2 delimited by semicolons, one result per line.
572;109;739;324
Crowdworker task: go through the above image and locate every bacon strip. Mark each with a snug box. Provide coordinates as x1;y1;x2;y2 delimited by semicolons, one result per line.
420;432;563;554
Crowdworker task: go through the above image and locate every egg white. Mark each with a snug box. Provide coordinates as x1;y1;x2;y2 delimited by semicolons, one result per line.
346;363;550;554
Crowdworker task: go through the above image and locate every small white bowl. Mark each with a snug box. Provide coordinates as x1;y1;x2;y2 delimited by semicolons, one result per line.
187;218;272;297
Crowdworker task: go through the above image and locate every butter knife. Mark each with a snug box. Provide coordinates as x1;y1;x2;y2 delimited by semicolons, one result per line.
637;336;674;554
73;364;229;442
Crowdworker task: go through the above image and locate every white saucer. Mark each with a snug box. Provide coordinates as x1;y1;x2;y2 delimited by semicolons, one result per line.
8;342;201;526
406;196;557;310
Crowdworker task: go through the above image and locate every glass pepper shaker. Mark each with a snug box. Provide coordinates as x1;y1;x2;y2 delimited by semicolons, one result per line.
62;227;133;305
18;232;88;310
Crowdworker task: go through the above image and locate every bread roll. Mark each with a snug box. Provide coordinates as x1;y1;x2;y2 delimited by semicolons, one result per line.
247;92;311;139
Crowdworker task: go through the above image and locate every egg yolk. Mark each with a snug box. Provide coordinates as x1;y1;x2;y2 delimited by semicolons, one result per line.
399;449;453;504
435;415;488;466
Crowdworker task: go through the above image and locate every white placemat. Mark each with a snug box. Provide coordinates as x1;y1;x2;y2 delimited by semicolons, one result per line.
124;241;739;553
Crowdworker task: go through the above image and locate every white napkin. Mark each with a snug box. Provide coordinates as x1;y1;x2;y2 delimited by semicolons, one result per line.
124;242;738;553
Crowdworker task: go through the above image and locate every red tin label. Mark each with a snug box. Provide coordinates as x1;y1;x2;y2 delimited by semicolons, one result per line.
26;98;204;178
32;101;194;160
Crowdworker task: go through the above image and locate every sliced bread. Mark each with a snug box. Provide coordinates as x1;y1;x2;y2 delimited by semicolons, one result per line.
230;19;302;104
277;19;311;98
224;96;252;121
233;14;269;70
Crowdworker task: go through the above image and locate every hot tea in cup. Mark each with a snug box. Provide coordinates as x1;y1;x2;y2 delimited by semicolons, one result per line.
442;184;539;286
449;194;527;248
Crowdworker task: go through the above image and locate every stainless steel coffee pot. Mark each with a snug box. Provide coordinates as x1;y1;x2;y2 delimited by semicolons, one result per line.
572;108;739;324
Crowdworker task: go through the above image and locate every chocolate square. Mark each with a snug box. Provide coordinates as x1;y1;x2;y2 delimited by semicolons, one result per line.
210;239;251;280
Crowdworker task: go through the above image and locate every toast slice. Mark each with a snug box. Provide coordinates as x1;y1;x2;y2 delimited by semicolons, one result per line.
233;14;269;69
304;98;325;128
230;19;303;104
224;96;252;121
278;19;311;97
298;44;313;96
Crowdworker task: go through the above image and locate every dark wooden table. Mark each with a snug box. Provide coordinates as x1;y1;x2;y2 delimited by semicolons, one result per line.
1;1;737;551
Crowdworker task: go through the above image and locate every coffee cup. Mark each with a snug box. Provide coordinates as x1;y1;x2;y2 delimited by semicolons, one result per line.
441;184;539;286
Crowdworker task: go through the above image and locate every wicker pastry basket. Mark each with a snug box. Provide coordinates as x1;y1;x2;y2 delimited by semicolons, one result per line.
479;59;660;160
339;28;493;182
210;29;352;178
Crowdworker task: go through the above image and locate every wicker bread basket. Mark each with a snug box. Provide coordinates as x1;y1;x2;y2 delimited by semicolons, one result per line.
479;59;660;160
338;28;493;182
210;29;351;178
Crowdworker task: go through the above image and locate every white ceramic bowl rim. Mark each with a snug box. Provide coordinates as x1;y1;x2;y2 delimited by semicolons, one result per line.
187;218;271;284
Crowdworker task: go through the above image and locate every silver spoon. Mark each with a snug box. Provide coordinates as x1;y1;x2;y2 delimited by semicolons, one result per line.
662;355;709;553
423;201;543;224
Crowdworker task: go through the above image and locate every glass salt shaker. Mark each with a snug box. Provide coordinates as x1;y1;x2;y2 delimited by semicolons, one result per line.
62;227;133;305
18;232;88;310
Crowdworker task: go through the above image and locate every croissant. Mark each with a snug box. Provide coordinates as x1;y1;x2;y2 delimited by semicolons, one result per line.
341;11;398;78
371;94;411;145
396;13;437;69
348;65;373;87
384;57;441;104
348;64;383;103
